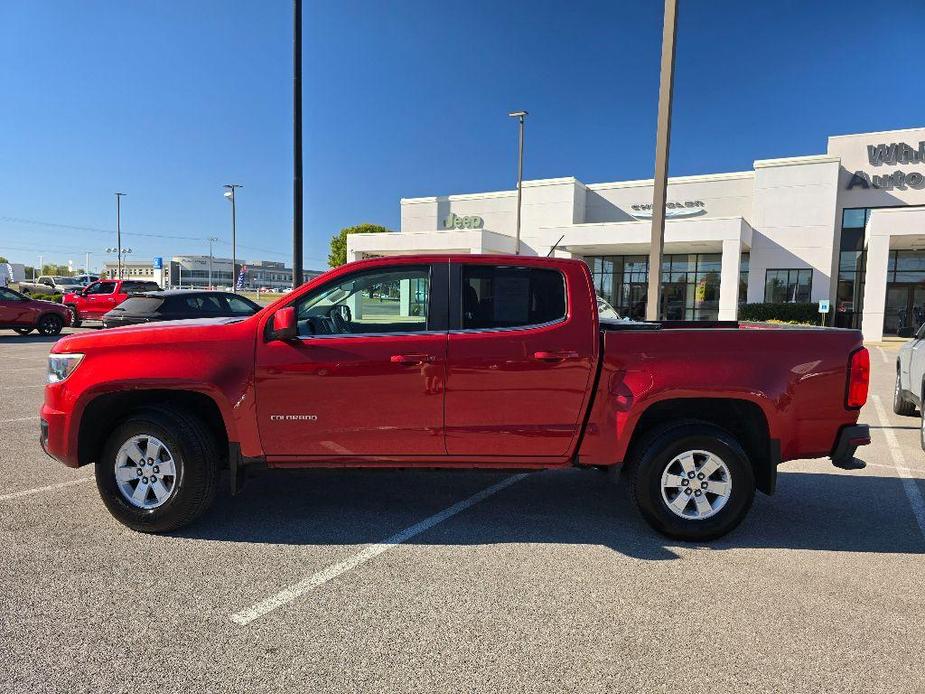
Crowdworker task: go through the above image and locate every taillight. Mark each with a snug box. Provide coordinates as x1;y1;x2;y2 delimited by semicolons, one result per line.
846;348;870;409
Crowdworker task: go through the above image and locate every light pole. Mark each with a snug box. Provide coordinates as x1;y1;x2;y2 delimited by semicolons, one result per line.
207;236;219;289
223;184;242;292
115;193;126;278
508;111;527;255
293;0;304;288
645;0;678;321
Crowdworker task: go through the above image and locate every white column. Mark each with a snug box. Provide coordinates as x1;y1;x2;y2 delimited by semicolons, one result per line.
399;278;411;316
861;233;890;342
718;238;741;321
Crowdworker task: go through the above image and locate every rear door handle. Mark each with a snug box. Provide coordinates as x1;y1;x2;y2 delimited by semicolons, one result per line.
533;350;580;362
390;353;434;365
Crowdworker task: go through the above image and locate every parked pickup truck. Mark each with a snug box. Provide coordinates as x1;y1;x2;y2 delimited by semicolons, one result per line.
62;279;162;326
18;275;83;296
40;255;871;540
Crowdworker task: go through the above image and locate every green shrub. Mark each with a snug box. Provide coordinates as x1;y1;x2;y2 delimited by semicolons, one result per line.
739;302;818;324
31;293;63;303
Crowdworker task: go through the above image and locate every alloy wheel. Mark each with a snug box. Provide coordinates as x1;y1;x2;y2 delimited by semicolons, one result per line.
114;434;178;510
660;449;732;520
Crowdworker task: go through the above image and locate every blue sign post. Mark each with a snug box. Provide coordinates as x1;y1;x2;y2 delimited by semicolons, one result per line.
152;257;163;270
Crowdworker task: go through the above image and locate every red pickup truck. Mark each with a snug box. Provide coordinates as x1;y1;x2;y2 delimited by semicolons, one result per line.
40;255;870;540
62;279;162;326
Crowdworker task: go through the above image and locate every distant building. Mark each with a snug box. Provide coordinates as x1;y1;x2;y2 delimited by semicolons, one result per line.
101;255;324;291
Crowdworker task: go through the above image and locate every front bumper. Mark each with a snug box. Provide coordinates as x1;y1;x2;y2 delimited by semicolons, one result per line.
39;401;79;468
830;424;871;470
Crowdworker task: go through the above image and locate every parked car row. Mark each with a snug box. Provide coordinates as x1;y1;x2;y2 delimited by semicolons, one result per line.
4;274;262;336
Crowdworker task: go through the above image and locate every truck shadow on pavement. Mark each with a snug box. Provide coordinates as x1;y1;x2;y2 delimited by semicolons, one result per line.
0;334;65;344
175;467;925;561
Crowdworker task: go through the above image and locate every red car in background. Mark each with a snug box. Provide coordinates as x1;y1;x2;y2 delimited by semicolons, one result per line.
62;279;162;326
0;286;71;335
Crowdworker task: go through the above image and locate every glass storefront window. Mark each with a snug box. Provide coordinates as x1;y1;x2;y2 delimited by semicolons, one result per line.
585;252;722;321
764;268;812;303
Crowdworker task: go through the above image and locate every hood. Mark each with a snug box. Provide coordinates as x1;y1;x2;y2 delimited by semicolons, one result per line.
52;316;254;353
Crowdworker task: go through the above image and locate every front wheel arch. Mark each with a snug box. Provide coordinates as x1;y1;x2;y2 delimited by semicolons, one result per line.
77;390;231;469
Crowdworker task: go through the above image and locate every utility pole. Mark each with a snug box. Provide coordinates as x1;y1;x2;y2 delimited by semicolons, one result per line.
223;184;242;292
645;0;678;321
115;193;126;279
207;236;219;289
85;251;90;275
292;0;304;287
508;111;527;255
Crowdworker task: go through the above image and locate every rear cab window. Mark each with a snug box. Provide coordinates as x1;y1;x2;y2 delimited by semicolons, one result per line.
86;281;116;295
459;265;566;330
122;281;162;293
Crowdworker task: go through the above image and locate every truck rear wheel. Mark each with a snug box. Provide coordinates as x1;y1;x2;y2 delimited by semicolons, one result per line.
893;371;916;416
629;421;755;541
95;408;219;533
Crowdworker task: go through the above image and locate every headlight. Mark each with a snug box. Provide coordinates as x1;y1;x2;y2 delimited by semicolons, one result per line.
47;353;84;384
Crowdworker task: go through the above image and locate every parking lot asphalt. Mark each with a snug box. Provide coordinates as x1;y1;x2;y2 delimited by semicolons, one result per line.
1;329;923;693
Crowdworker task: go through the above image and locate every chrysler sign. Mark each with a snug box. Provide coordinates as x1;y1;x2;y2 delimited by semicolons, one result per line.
846;140;925;190
630;200;706;219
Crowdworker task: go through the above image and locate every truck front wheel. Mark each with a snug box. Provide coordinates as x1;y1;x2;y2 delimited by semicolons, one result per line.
629;421;755;541
95;408;219;533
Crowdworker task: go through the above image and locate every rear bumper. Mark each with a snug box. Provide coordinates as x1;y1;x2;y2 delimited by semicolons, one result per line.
830;424;871;470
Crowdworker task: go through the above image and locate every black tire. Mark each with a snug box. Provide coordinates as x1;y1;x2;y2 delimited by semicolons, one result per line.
893;371;916;416
629;421;755;542
36;313;63;336
920;405;925;453
66;305;81;328
13;327;33;335
95;407;220;533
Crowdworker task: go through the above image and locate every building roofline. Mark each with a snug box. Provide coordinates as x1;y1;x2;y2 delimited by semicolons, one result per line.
753;154;840;169
828;126;925;141
586;171;753;191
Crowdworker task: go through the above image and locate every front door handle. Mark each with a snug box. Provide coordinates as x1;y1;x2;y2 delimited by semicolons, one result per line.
390;353;433;365
533;350;580;362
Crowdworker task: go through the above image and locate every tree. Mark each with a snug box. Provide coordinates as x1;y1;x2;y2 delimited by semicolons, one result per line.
328;223;390;267
0;257;8;263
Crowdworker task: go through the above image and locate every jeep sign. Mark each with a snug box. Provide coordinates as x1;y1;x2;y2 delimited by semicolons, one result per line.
443;213;484;230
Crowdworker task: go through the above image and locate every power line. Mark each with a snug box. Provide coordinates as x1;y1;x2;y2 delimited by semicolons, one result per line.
0;216;202;241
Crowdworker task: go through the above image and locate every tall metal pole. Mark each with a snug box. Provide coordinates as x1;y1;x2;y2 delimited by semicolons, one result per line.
207;236;218;289
508;111;527;255
645;0;678;321
292;0;304;287
224;184;242;292
115;192;126;279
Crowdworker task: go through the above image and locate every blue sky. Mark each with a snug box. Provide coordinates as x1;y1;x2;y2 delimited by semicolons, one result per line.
1;0;923;271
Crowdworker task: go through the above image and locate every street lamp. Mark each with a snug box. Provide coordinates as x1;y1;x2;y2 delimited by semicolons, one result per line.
207;236;219;289
114;193;126;278
106;247;132;277
223;184;242;292
508;111;527;255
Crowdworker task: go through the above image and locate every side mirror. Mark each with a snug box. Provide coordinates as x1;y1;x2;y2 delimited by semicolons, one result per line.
271;306;297;341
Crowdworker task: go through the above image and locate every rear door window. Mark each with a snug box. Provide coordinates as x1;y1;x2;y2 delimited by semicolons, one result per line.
122;281;161;293
460;265;566;330
184;295;224;313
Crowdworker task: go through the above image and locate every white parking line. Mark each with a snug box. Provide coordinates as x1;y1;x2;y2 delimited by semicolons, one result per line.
871;395;925;541
0;416;39;424
875;347;890;364
230;473;529;626
865;462;925;476
0;385;45;390
0;477;93;502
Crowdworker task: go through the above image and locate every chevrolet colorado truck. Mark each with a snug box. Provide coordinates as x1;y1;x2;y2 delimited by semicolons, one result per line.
40;255;871;540
62;278;162;326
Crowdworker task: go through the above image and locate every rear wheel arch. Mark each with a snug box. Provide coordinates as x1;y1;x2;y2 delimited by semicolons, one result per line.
77;389;231;469
624;397;775;495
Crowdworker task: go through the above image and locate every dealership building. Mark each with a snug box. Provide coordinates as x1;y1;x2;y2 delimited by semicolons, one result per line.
348;126;925;342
